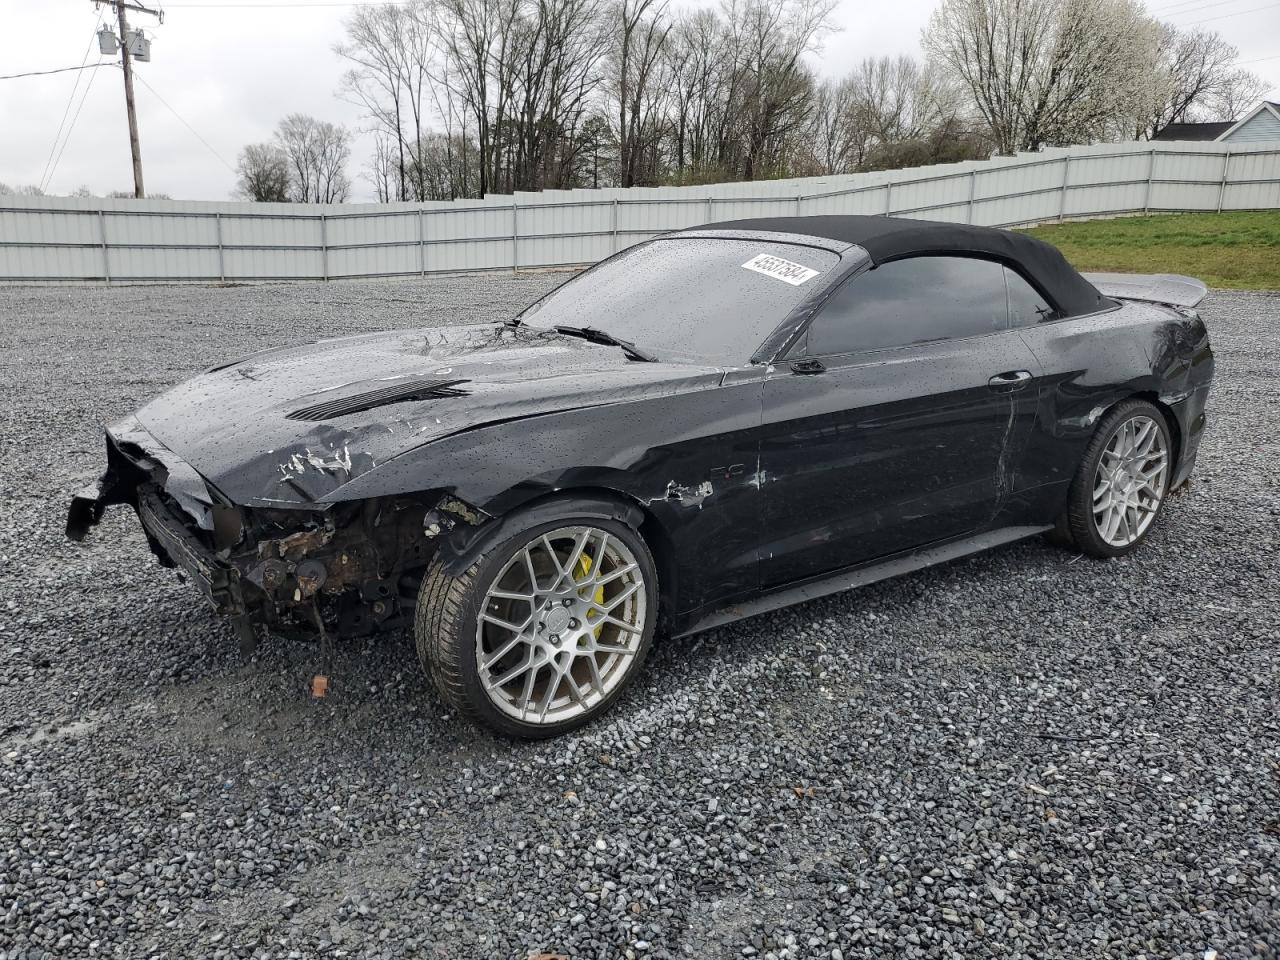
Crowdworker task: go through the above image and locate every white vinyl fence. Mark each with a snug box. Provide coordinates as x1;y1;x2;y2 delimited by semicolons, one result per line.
2;140;1277;284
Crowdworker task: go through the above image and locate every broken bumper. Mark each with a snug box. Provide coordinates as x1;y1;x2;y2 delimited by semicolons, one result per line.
67;419;468;639
66;419;247;616
135;485;245;615
66;416;223;540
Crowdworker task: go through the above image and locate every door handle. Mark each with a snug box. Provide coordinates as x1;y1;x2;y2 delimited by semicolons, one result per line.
791;358;826;375
988;370;1032;391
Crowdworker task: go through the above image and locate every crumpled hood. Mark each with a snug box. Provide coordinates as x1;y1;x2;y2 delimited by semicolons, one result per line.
127;323;722;507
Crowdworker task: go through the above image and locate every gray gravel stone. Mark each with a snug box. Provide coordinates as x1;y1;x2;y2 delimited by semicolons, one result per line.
0;277;1277;960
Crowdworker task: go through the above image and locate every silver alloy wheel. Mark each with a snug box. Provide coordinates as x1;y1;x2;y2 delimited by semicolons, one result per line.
475;525;647;724
1092;414;1169;548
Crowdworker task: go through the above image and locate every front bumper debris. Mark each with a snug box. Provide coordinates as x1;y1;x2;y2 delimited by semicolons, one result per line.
136;485;245;615
65;419;248;616
66;476;120;541
65;420;488;641
66;416;221;541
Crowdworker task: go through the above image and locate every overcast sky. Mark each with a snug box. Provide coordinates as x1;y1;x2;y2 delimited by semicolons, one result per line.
3;0;1278;202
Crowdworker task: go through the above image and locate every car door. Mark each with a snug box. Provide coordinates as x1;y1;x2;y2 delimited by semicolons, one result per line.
758;254;1042;589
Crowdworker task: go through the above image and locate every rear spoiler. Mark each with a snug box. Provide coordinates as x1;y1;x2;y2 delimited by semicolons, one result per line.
1082;272;1208;309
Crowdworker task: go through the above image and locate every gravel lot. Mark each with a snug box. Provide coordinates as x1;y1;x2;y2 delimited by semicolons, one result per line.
1;277;1277;960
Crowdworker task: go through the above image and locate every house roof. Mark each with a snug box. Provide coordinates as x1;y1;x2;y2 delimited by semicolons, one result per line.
1152;121;1235;141
696;214;1107;318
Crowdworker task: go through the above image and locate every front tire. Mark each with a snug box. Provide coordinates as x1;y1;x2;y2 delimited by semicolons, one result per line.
414;505;657;738
1063;399;1173;558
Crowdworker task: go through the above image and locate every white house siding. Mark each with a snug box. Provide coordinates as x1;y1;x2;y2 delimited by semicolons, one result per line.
1223;106;1280;144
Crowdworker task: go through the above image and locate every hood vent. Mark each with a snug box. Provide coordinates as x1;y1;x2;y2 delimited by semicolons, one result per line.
287;378;469;421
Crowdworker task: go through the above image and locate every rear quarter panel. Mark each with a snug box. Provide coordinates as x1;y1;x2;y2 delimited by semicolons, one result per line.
1012;300;1213;512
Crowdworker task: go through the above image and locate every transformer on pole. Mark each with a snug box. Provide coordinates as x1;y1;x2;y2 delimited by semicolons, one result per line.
97;26;119;55
125;29;151;62
91;0;163;198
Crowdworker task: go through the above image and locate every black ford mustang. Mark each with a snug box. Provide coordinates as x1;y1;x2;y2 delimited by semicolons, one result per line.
67;215;1214;737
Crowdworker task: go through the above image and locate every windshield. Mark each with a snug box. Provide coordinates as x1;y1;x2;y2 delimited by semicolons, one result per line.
516;237;841;364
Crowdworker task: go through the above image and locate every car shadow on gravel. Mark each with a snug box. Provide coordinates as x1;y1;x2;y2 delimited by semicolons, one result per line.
124;529;1080;773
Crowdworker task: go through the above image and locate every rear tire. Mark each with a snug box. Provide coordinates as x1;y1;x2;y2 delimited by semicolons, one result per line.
1062;399;1173;559
414;502;657;738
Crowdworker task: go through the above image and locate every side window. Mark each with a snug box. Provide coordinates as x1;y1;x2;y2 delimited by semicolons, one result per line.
803;256;1008;357
1005;267;1056;326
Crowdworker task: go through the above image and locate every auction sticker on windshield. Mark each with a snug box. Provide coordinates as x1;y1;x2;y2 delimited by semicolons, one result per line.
741;253;821;286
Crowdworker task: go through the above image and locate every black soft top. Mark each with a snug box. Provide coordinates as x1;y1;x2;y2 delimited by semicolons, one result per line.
697;214;1106;318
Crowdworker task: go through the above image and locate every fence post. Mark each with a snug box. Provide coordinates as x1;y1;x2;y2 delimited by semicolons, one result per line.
1216;146;1232;212
320;214;328;282
512;201;519;273
967;169;977;224
215;212;225;282
98;209;110;283
795;194;802;217
884;180;893;216
1058;156;1071;222
418;207;426;277
1143;147;1156;214
612;197;619;253
705;195;712;224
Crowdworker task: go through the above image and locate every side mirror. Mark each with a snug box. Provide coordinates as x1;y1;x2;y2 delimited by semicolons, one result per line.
790;358;826;375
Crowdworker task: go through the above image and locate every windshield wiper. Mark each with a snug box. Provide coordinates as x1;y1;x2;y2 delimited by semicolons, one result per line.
553;325;657;362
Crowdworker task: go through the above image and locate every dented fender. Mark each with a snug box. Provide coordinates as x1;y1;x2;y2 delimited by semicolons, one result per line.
431;493;644;577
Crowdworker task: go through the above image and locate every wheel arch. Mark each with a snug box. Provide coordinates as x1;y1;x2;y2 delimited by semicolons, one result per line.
434;484;681;631
1123;391;1183;469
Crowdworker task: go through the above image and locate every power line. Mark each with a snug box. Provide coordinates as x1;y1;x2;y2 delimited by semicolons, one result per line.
1149;0;1231;15
44;62;108;195
0;63;106;81
1183;1;1280;24
40;11;104;192
1150;0;1280;22
1148;0;1250;17
130;71;237;174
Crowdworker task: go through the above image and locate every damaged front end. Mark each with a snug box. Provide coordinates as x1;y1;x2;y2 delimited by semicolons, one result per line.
67;417;488;647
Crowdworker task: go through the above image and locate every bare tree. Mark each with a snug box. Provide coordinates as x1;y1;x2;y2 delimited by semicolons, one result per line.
663;10;731;179
338;0;1231;196
806;76;873;173
366;133;398;202
1210;71;1270;123
411;131;484;198
725;0;836;180
431;0;616;193
438;0;526;196
275;114;353;203
924;0;1161;154
336;1;438;200
1136;25;1268;138
611;0;671;187
508;0;608;190
850;56;952;144
235;143;291;201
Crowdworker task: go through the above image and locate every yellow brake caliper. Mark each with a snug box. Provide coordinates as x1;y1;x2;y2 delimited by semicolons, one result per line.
574;552;606;638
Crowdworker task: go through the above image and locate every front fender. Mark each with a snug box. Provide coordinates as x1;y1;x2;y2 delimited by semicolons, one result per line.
433;492;646;576
320;376;767;616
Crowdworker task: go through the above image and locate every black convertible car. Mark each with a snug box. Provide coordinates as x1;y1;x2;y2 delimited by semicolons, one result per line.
67;215;1214;737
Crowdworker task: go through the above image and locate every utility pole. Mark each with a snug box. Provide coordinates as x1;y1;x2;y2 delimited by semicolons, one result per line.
94;0;163;199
